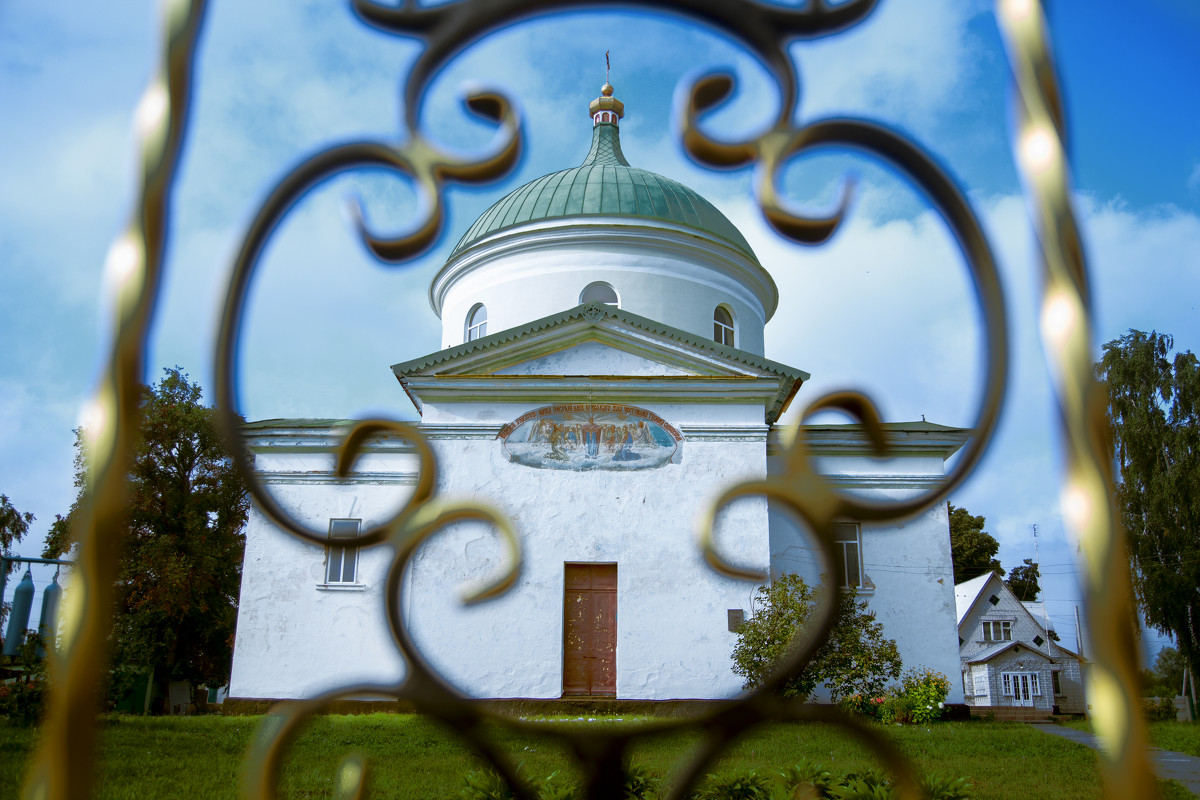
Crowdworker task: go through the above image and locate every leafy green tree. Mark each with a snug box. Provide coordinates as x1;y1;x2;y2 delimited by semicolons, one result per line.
1098;330;1200;678
1005;558;1041;601
1;494;34;631
731;574;902;701
948;503;1003;584
45;368;249;707
1142;646;1187;698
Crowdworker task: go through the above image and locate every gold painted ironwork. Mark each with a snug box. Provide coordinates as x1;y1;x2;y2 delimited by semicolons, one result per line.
19;0;1152;798
996;0;1154;795
20;2;208;799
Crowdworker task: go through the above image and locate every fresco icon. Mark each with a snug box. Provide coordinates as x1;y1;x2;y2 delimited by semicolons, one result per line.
498;404;682;471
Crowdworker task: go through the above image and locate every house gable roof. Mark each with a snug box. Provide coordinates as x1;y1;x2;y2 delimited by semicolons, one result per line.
966;641;1054;664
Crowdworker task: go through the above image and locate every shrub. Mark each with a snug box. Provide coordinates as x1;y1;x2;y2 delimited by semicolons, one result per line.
837;693;885;719
0;632;48;726
829;768;891;800
622;763;658;800
921;774;974;800
779;760;836;799
898;667;952;723
456;767;577;800
878;695;916;726
700;770;772;800
1146;696;1178;722
730;574;902;701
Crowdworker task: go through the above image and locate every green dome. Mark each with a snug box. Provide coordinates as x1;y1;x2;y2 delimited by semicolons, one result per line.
448;123;758;261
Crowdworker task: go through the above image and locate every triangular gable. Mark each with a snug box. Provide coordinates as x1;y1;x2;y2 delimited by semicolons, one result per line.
391;303;809;383
491;341;695;377
967;641;1054;664
955;572;994;625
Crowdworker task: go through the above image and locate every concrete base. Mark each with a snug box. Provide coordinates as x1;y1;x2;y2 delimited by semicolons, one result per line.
967;705;1053;722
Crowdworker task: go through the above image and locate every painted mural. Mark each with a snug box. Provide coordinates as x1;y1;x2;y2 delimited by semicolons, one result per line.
498;403;682;471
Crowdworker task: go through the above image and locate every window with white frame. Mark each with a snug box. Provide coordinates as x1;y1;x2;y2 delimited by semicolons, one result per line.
713;305;735;346
580;281;619;307
325;518;361;584
466;304;487;341
982;620;1013;642
831;521;862;589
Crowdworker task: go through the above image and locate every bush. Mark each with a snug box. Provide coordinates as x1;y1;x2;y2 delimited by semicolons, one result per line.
898;668;952;723
837;693;885;719
699;770;772;800
0;632;48;726
1146;696;1178;722
877;695;916;726
731;575;902;701
779;760;836;799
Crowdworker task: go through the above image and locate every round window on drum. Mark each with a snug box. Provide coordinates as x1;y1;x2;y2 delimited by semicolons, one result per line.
580;282;619;308
466;303;487;342
714;305;735;347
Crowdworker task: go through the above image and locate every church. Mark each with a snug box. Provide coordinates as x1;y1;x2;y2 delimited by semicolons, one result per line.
227;83;968;704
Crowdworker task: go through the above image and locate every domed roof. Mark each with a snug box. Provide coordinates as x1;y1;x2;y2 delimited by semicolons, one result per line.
448;107;758;262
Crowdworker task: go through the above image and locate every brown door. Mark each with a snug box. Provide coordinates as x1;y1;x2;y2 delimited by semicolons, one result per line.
562;563;617;697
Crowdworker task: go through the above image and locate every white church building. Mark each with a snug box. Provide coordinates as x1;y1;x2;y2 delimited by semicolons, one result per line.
228;84;969;704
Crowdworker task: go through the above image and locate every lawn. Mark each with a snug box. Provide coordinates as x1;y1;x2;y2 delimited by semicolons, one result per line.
1064;717;1200;759
0;714;1185;799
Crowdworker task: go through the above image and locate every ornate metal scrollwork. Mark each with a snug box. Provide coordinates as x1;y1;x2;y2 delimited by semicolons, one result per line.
21;1;1152;799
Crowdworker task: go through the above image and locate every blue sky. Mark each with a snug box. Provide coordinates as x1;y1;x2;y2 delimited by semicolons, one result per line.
2;1;1198;661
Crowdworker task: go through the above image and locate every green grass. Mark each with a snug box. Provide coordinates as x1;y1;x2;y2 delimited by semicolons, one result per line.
0;714;1168;800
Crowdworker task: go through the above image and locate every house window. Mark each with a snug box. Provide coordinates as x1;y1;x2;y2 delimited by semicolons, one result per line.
713;305;735;346
831;522;861;589
326;518;360;584
580;282;619;307
466;304;487;341
1001;671;1041;697
982;620;1013;642
1052;670;1063;695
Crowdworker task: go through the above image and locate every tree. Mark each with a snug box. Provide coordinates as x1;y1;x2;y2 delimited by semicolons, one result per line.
45;368;249;707
1005;558;1041;601
1;494;34;630
1098;330;1200;679
948;503;1004;584
731;574;902;702
1142;646;1187;698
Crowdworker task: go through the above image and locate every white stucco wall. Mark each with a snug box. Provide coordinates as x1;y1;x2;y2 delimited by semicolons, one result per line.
432;222;776;355
766;453;966;703
405;397;771;700
229;454;417;700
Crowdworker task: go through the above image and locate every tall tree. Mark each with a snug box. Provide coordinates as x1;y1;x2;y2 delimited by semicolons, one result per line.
1;494;34;630
46;368;249;707
1098;330;1200;678
1005;558;1041;601
948;503;1004;584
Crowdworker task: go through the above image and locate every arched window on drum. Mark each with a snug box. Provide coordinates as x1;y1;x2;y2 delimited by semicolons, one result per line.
580;282;619;308
465;303;487;342
713;305;735;347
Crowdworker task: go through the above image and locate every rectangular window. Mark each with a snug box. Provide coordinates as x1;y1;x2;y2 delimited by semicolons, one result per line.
1052;671;1063;695
326;518;361;584
1002;673;1012;696
1030;673;1041;697
982;620;1013;642
831;522;862;589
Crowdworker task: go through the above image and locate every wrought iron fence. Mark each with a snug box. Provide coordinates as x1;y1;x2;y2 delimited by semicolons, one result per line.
19;0;1153;798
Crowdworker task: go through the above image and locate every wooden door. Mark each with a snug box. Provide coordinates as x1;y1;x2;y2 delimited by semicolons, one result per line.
563;563;617;697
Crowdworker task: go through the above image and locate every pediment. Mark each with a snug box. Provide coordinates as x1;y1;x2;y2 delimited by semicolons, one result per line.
491;341;695;377
392;303;807;382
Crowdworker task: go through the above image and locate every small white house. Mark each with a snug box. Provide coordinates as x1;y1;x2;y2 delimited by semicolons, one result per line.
227;83;969;705
956;571;1086;716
